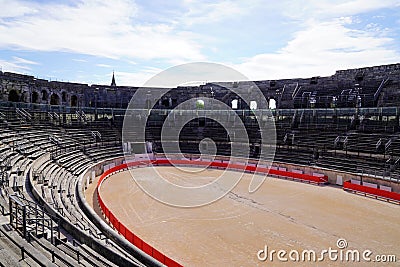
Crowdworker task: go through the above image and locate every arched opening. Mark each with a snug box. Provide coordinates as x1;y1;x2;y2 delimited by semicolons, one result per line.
161;98;168;107
50;94;60;105
356;95;362;108
8;90;19;102
250;100;257;110
42;90;48;101
268;98;276;109
31;91;39;103
331;96;337;108
70;95;78;107
62;91;67;102
196;99;205;109
231;99;238;109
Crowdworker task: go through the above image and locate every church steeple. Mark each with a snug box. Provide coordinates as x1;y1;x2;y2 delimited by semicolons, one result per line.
111;71;116;87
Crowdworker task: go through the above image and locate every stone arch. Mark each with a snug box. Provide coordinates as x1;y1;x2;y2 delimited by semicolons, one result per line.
50;93;60;105
71;95;78;107
31;91;39;103
196;99;205;109
8;89;19;102
250;100;257;110
268;98;277;109
231;99;238;109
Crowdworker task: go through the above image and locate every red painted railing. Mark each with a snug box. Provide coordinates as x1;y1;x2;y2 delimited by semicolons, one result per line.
96;159;328;266
343;180;400;202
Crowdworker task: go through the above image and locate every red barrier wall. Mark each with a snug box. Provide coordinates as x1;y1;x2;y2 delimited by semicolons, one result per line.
152;159;328;184
96;159;329;266
343;181;400;202
97;161;182;267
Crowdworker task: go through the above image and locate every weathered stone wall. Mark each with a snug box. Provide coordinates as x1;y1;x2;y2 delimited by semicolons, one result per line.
1;63;399;109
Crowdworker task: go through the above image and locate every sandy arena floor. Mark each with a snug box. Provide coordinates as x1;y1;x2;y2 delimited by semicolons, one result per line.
86;166;400;266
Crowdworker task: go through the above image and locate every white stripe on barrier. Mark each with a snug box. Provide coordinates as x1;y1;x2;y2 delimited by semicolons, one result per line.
380;185;392;192
363;182;378;189
292;169;303;174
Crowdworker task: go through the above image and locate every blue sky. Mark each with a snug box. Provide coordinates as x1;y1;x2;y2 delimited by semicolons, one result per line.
0;0;399;86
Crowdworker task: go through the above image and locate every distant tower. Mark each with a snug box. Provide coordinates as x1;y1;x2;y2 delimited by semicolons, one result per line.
111;71;116;87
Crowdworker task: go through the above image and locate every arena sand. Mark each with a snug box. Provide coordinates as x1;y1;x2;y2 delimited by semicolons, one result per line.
86;166;400;266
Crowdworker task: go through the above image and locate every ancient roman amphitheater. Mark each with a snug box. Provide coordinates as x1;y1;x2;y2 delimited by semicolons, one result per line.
0;63;399;266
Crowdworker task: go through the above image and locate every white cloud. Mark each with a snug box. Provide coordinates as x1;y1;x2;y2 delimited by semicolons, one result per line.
0;0;205;62
0;0;37;18
126;60;137;65
0;0;399;85
0;60;26;73
180;0;251;25
0;56;39;73
317;0;400;17
12;56;39;66
281;0;400;20
226;0;400;80
236;18;400;80
72;58;88;63
96;64;112;68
